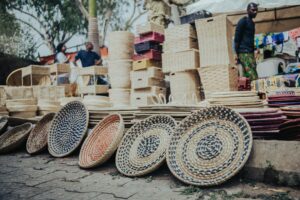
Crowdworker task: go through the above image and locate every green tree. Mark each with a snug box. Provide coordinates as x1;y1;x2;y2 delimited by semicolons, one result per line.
3;0;87;54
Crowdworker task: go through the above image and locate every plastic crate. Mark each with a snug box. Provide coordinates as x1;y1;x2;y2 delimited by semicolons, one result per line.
180;10;212;24
134;32;165;43
133;50;162;61
134;41;162;54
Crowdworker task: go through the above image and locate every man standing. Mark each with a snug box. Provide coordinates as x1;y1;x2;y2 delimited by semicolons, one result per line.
75;42;101;67
234;3;259;81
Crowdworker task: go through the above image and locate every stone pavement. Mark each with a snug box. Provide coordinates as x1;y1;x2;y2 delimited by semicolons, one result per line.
0;151;299;200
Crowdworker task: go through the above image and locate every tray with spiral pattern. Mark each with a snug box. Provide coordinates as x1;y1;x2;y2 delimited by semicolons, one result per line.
79;114;124;168
48;101;89;157
167;106;252;186
116;115;176;176
26;113;55;154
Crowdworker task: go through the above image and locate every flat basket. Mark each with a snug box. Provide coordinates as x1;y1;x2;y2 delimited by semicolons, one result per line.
79;114;124;168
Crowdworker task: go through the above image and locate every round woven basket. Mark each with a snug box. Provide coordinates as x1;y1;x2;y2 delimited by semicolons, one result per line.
0;123;33;154
167;106;253;186
108;31;134;60
109;89;131;107
108;60;132;88
0;116;8;135
26;112;55;154
79;114;124;168
116;115;176;177
48;101;89;157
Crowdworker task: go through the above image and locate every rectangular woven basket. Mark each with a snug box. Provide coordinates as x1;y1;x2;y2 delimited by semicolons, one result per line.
164;37;198;53
130;67;164;81
195;15;234;67
133;59;162;71
137;22;164;35
132;86;166;96
198;65;238;94
36;86;65;101
131;77;165;90
165;24;197;41
162;49;200;73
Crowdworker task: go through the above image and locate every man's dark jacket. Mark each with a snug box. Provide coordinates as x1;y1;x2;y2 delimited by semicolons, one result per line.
234;16;255;53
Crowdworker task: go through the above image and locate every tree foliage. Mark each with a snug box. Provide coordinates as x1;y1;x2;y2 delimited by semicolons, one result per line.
2;0;87;54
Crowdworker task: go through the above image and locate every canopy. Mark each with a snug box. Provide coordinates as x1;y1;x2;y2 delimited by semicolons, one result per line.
186;0;300;14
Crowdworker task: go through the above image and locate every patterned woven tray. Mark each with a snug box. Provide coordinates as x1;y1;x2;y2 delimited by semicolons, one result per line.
0;123;33;154
167;106;252;186
26;113;55;154
48;101;89;157
79;114;124;168
116;115;176;176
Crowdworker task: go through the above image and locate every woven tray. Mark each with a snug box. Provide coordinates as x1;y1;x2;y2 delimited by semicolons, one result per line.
26;113;55;154
167;106;252;186
116;115;176;176
0;123;33;154
79;114;124;168
48;101;89;157
0;116;8;135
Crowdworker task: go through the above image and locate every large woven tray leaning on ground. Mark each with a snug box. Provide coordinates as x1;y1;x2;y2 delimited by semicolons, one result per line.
79;114;124;168
116;115;176;176
0;123;33;154
0;116;9;135
48;101;89;157
167;106;253;186
26;112;56;154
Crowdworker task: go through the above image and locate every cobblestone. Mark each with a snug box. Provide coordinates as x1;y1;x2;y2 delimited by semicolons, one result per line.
0;151;299;200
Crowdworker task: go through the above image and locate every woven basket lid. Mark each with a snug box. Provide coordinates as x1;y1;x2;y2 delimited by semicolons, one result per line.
116;115;176;176
0;122;33;154
48;101;89;157
79;114;124;168
167;106;253;186
0;116;9;135
26;113;55;154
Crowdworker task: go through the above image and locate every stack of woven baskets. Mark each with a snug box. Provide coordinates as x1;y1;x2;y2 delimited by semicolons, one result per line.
5;87;37;118
108;31;134;107
196;15;238;96
162;24;201;104
36;86;65;116
131;23;166;106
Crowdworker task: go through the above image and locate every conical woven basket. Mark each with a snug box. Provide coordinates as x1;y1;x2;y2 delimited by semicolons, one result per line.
109;89;131;107
108;31;134;60
108;60;132;88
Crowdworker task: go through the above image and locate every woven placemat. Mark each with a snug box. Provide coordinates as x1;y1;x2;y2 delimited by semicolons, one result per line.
0;116;8;135
167;106;252;186
48;101;89;157
0;123;33;154
116;115;176;176
26;113;55;154
79;114;124;168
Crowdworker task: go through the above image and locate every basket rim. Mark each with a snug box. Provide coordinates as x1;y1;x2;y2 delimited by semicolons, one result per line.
79;114;124;168
47;101;89;158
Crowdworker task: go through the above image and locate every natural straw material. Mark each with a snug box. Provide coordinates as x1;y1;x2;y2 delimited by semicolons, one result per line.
0;123;33;154
79;114;124;168
167;106;252;186
48;101;89;157
116;115;176;176
0;116;8;135
26;113;55;154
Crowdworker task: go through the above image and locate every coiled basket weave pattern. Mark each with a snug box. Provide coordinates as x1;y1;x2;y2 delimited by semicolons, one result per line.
167;106;252;186
26;112;55;154
79;114;124;168
48;101;89;157
116;115;176;176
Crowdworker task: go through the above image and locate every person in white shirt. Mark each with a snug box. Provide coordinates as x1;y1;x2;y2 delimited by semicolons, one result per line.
55;43;70;64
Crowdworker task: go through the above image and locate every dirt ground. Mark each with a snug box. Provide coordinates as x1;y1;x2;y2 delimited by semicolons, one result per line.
0;151;299;200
